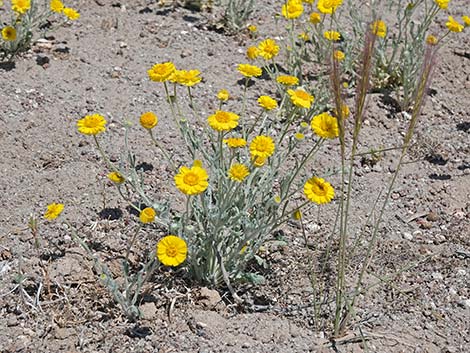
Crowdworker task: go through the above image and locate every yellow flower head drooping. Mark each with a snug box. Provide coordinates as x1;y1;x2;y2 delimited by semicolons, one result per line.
463;16;470;27
1;26;16;41
250;135;275;158
309;12;321;24
50;0;64;13
11;0;30;14
247;24;257;32
295;132;305;140
299;32;310;41
304;177;335;204
446;16;464;33
434;0;449;9
293;209;302;220
170;69;202;87
63;8;80;20
287;89;314;109
333;50;345;61
140;111;158;130
246;46;259;60
223;137;247;148
237;63;262;78
257;38;280;60
323;30;341;41
174;165;209;195
77;114;107;135
371;20;387;38
282;0;304;19
317;0;343;15
311;112;339;139
208;110;240;131
139;207;156;223
426;34;438;45
217;89;229;101
148;62;176;82
157;235;187;267
108;171;125;184
277;75;299;86
258;95;278;110
251;155;267;167
228;163;250;182
44;203;64;220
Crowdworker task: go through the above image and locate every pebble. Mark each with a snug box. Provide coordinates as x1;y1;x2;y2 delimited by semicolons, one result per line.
456;269;466;276
403;232;413;241
426;211;439;222
431;272;443;281
458;299;470;309
140;302;157;320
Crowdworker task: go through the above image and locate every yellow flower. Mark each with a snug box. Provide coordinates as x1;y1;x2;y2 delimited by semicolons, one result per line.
333;103;350;118
463;16;470;27
258;96;278;110
300;121;309;128
247;24;257;32
217;89;229;101
333;50;345;61
293;209;302;220
77;114;106;135
277;75;299;86
246;46;259;60
140;112;158;129
148;62;176;82
371;20;387;38
294;132;305;140
208;110;240;131
282;0;304;19
139;207;156;223
11;0;30;14
157;235;187;267
309;12;321;24
174;165;209;195
252;156;266;167
434;0;449;9
310;112;339;138
223;137;247;148
50;0;64;13
250;135;275;158
274;195;281;204
323;31;341;41
170;69;202;87
299;32;310;41
317;0;342;14
287;89;314;109
237;63;262;78
304;177;335;204
108;172;125;184
44;203;64;220
257;38;280;60
446;16;464;32
63;7;80;20
228;163;250;182
426;34;438;45
1;26;16;41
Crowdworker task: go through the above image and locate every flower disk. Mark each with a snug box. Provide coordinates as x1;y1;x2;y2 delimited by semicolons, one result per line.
217;89;230;101
140;112;158;130
288;89;314;109
304;177;335;204
208;110;240;131
237;64;262;78
148;62;176;82
250;135;275;158
157;235;187;267
77;114;106;135
258;38;280;60
228;164;250;182
1;26;16;41
258;96;278;110
11;0;30;14
139;207;156;223
334;50;345;61
44;203;64;220
309;12;321;24
174;165;209;195
310;112;339;139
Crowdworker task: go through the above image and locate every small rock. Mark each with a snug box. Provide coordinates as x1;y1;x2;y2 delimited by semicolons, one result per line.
54;327;75;340
457;299;470;309
426;211;439;222
140;302;157;320
391;192;400;200
456;269;466;276
7;317;18;327
197;287;222;308
119;41;127;48
431;272;443;281
453;211;465;220
403;232;413;241
180;49;192;58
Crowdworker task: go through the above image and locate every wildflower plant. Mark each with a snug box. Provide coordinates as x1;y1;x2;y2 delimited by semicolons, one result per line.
0;0;79;62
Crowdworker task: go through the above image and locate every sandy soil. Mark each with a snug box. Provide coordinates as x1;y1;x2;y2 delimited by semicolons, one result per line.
0;0;469;352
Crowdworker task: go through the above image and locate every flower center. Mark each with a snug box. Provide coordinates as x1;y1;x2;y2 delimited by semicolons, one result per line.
215;112;230;123
166;245;178;258
85;117;100;128
296;91;309;101
183;172;199;186
312;182;327;196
